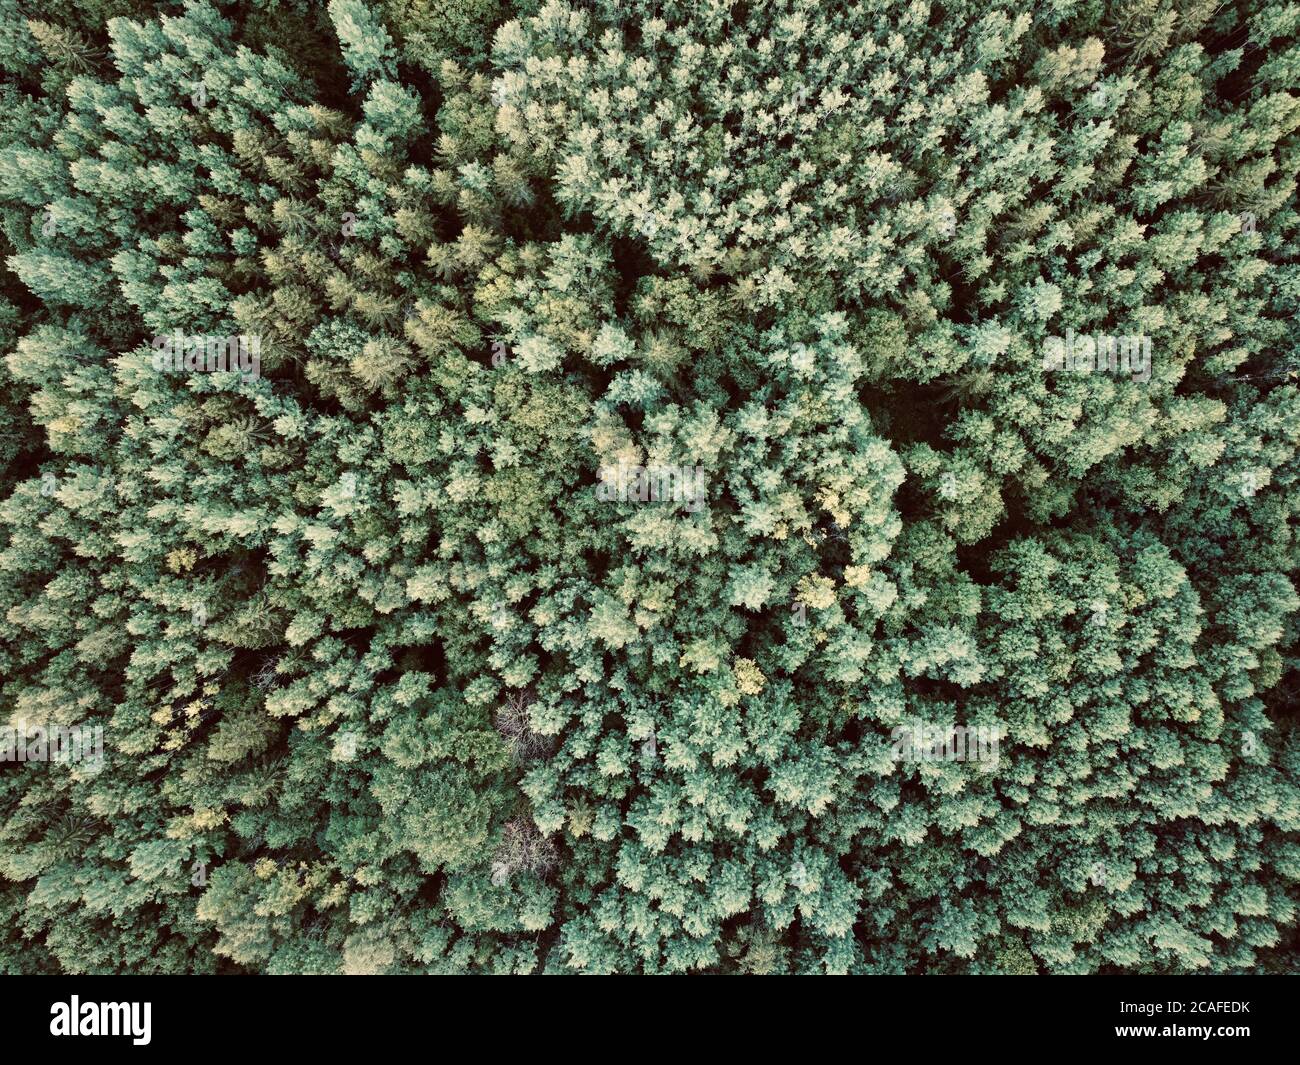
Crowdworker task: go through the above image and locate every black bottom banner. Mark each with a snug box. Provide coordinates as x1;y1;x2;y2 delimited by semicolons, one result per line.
0;974;1289;1052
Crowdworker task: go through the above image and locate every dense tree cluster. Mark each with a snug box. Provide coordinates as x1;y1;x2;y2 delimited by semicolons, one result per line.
0;0;1297;974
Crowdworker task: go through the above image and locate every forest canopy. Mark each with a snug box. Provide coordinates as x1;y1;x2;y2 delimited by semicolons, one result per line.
0;0;1298;975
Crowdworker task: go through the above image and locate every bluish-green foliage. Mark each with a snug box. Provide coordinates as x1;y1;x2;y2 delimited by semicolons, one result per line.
0;0;1298;974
